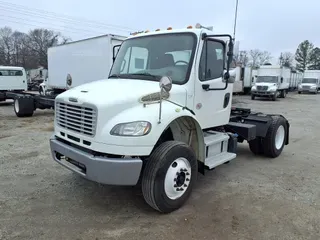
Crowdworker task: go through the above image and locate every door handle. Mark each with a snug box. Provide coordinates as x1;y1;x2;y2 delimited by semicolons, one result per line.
202;84;210;90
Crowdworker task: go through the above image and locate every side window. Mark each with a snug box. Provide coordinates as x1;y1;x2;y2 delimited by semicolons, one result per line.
120;46;149;73
199;40;225;81
0;70;23;76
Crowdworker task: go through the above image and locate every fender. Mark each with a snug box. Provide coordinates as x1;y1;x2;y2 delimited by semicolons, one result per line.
98;101;205;158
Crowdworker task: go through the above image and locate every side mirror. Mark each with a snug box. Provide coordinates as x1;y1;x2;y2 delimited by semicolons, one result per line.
159;76;172;93
252;77;254;82
281;77;283;83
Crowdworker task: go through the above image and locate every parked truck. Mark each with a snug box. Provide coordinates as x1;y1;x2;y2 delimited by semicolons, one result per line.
251;65;291;101
298;70;320;94
0;66;27;103
49;25;290;213
0;34;127;117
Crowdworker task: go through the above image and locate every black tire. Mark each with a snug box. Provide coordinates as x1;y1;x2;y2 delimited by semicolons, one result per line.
141;141;197;213
298;91;301;94
272;94;277;101
262;116;287;158
251;94;255;100
14;96;34;117
248;137;264;155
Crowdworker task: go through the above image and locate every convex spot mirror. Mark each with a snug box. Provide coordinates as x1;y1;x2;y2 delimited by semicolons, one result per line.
159;76;172;93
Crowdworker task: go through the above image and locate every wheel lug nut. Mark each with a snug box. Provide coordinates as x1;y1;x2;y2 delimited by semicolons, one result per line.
186;178;190;181
186;172;190;176
174;184;177;187
174;178;177;181
184;184;187;187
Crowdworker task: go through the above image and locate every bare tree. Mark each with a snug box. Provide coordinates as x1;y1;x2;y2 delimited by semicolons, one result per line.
248;49;272;67
233;50;250;66
0;26;70;69
279;52;294;68
0;26;14;65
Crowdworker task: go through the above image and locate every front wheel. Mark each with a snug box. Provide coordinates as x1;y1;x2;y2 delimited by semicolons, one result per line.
251;94;255;100
141;141;197;213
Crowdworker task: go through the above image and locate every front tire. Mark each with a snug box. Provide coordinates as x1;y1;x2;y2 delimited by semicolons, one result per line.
141;141;197;213
251;94;255;100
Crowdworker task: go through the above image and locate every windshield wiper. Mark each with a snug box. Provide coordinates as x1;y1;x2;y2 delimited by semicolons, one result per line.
130;72;161;79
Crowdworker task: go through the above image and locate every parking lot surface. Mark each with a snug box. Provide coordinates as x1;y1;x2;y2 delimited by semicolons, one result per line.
0;93;319;240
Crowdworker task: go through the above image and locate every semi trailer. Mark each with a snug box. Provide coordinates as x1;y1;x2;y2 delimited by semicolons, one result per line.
49;24;290;213
0;34;126;117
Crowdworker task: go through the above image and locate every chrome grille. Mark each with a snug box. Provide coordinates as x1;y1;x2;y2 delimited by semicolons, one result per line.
56;102;97;136
302;86;310;90
257;86;268;91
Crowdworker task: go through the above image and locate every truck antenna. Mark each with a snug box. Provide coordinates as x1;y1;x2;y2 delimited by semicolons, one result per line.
233;0;239;41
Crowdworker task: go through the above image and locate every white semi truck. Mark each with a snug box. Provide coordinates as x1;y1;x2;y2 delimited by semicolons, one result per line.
298;70;320;94
48;25;290;213
1;34;126;117
251;65;291;101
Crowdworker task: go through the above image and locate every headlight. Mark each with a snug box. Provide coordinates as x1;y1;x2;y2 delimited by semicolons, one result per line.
311;86;316;89
251;86;256;90
268;87;276;92
110;121;151;136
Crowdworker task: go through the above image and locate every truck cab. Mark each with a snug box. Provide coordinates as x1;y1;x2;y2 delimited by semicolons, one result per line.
50;25;290;213
298;70;320;94
0;66;27;93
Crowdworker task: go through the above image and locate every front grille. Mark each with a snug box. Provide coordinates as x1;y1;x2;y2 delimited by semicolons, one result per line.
257;86;268;91
302;86;310;90
56;102;97;136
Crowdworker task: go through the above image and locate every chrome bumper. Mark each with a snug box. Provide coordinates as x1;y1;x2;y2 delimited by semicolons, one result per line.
50;135;143;186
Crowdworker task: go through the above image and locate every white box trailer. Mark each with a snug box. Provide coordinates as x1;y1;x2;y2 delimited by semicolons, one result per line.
251;65;291;101
1;34;127;117
298;70;320;94
42;34;126;94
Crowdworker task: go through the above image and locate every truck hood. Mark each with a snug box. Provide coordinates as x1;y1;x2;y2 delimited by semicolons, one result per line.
57;78;187;105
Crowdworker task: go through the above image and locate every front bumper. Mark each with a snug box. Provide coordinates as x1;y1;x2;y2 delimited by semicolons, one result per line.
251;91;277;96
50;135;143;186
298;88;317;93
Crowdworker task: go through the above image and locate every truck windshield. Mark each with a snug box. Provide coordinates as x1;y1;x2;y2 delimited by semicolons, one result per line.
256;76;278;83
302;78;317;83
109;33;196;84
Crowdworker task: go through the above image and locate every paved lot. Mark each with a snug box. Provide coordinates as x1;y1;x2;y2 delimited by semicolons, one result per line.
0;93;319;240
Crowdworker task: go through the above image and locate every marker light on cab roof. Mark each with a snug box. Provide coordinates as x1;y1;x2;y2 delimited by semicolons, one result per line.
187;25;193;29
167;27;172;30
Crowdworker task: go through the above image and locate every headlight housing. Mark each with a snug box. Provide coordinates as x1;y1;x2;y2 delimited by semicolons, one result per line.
110;121;151;136
311;85;316;89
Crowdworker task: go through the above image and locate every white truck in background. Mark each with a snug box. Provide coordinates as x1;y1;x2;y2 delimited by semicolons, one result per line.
48;25;290;213
0;66;27;102
1;34;127;117
298;70;320;94
289;70;302;91
251;65;290;101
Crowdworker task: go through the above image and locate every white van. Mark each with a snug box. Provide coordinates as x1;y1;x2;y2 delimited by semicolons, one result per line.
0;66;27;92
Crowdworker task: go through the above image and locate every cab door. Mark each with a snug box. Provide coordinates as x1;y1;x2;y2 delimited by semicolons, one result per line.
193;38;233;129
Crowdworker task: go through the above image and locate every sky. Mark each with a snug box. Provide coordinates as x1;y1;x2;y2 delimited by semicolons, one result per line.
1;0;320;64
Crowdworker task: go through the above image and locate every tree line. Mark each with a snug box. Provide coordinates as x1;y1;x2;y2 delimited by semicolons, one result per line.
234;40;320;72
0;26;70;70
1;26;320;73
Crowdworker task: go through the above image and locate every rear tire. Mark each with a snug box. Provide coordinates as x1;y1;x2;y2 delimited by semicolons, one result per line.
262;116;287;158
14;96;34;117
141;141;197;213
298;91;301;94
251;94;255;100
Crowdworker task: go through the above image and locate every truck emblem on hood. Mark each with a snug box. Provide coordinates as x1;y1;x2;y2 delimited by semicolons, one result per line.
68;97;78;102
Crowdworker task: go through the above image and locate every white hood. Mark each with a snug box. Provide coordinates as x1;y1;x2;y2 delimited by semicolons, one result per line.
55;78;187;133
57;78;187;105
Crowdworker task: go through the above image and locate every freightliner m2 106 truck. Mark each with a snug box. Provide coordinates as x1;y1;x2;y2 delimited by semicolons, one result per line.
50;24;290;213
